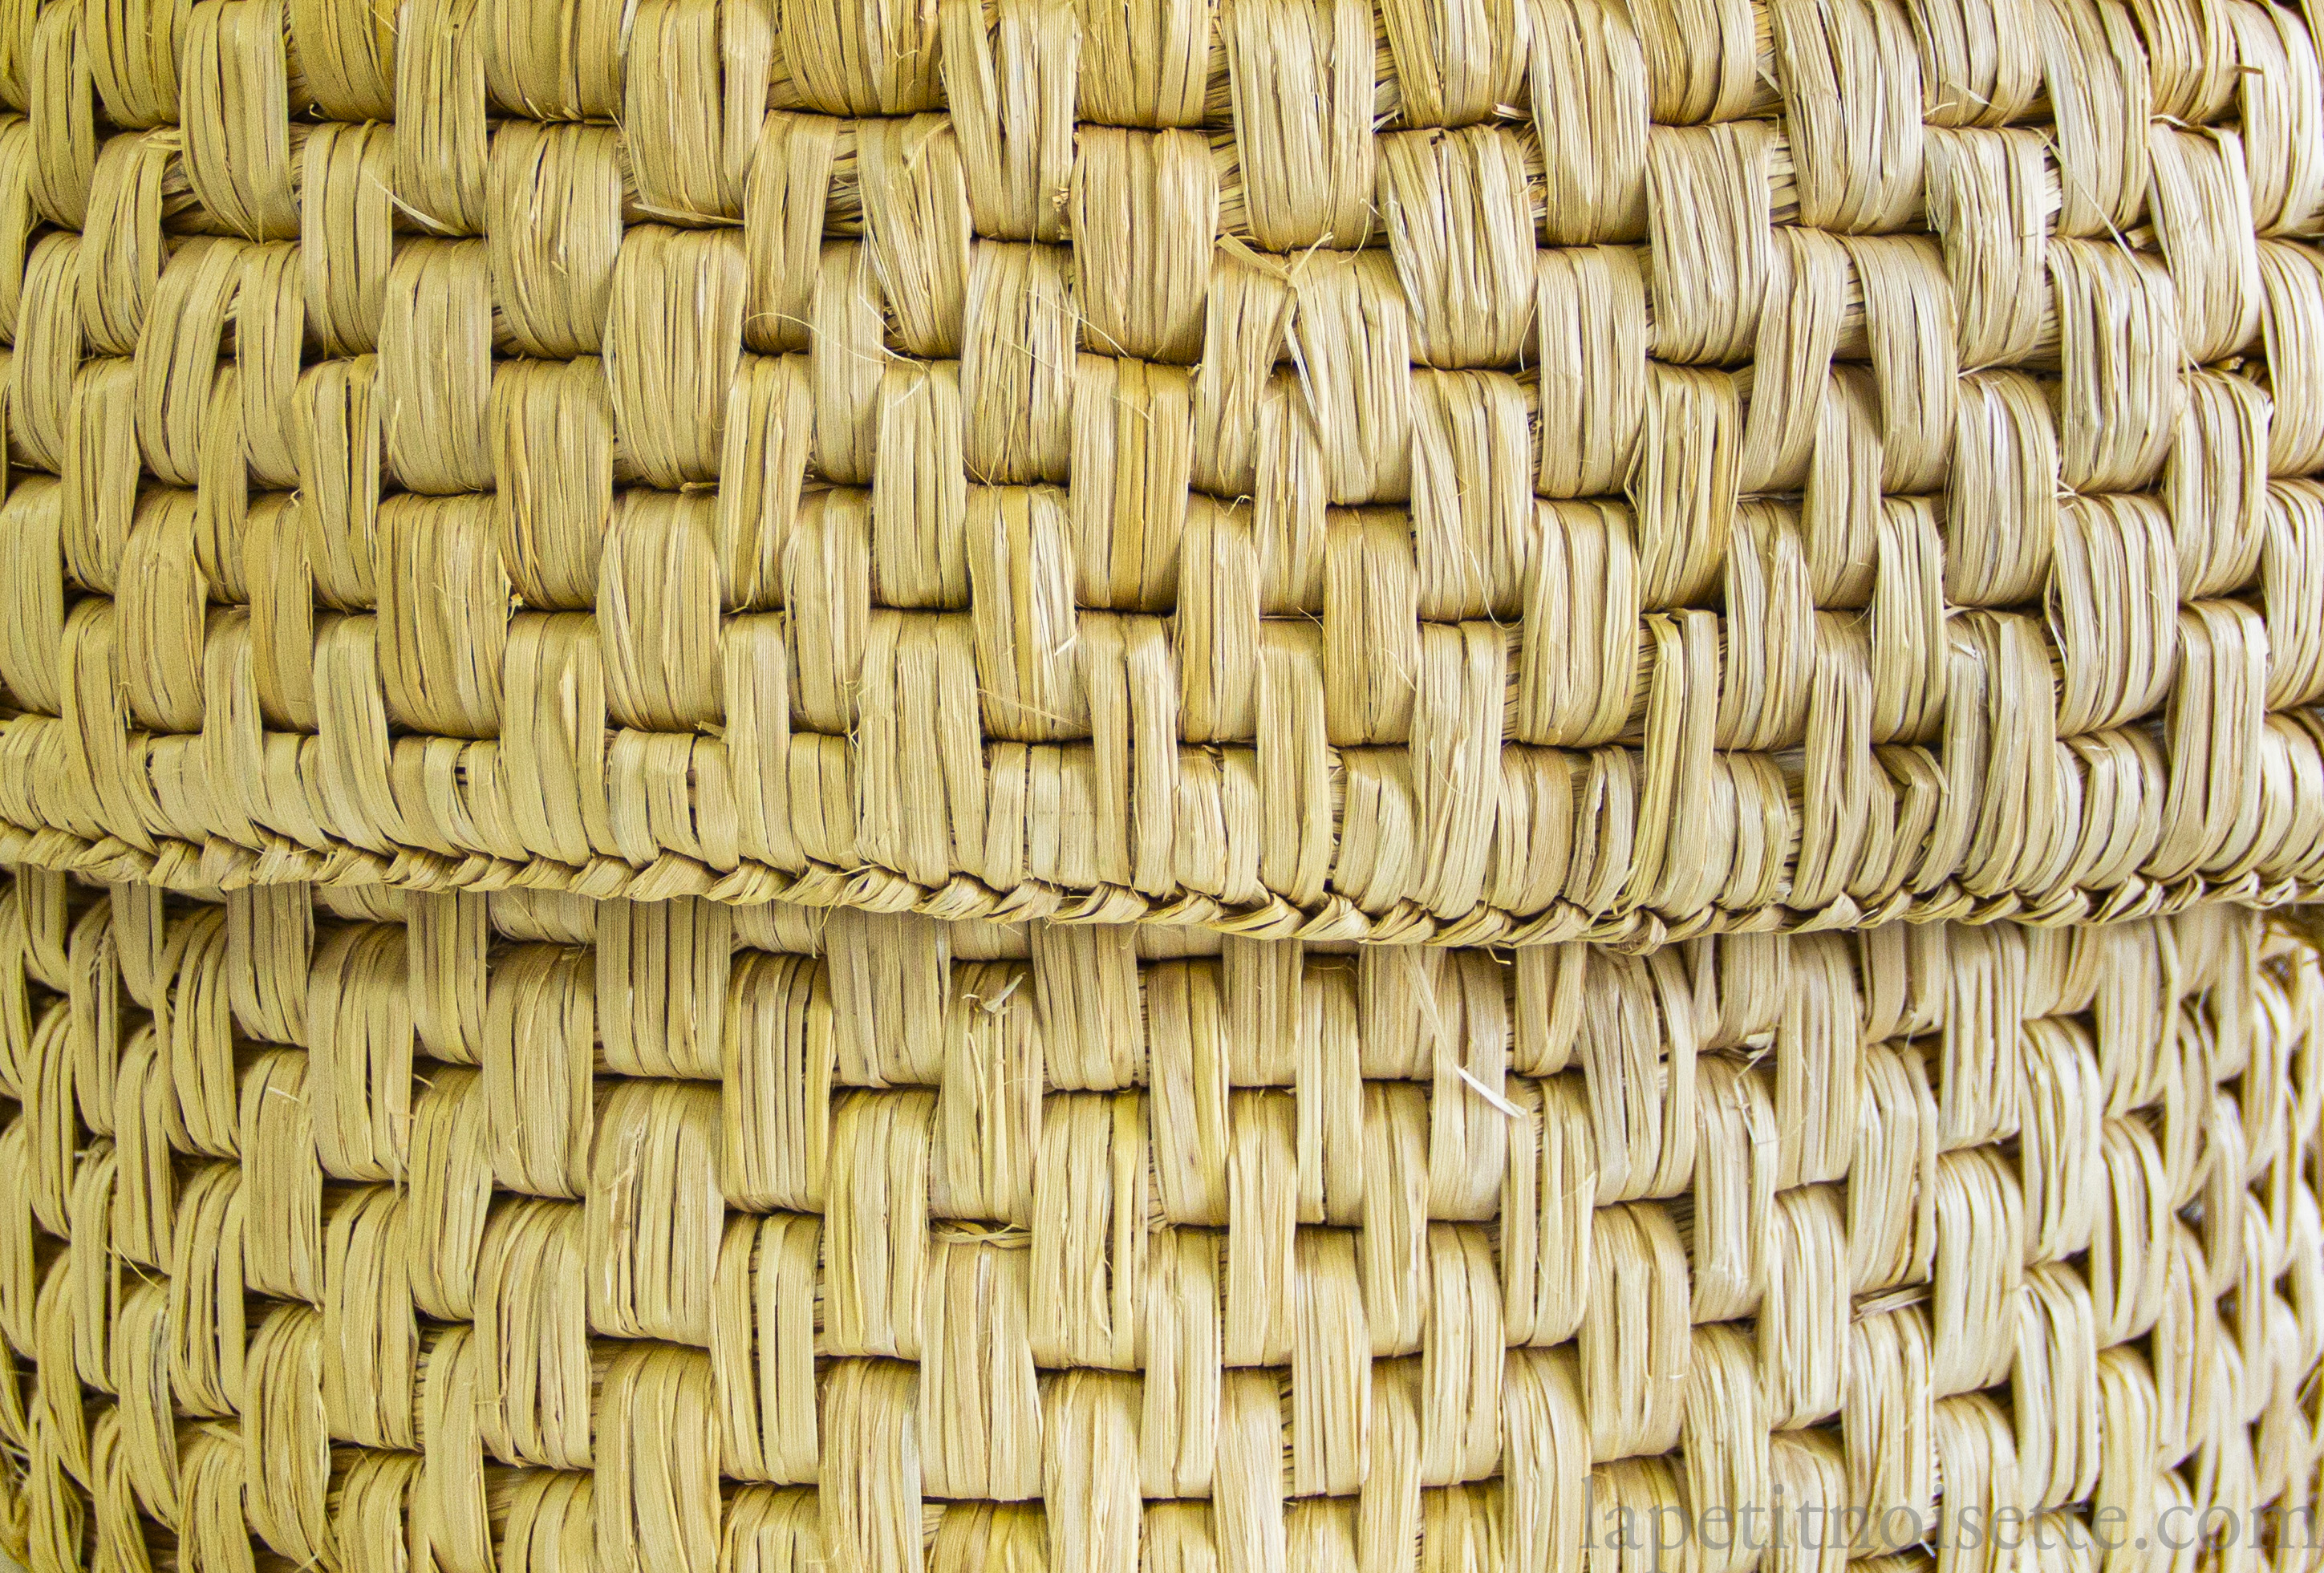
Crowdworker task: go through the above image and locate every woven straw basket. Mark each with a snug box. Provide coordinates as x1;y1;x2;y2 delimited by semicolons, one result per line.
7;1;2324;1572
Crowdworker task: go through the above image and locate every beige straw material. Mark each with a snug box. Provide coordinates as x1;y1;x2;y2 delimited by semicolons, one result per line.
0;0;2318;943
6;2;2324;1573
3;879;2324;1573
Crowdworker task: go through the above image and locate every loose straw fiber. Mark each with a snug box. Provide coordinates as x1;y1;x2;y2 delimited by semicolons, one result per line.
6;2;2324;1573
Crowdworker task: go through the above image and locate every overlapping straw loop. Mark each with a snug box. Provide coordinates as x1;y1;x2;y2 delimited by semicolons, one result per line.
3;878;2324;1573
0;0;2321;943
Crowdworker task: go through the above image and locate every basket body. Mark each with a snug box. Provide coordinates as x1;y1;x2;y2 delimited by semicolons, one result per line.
2;886;2323;1573
5;0;2324;1570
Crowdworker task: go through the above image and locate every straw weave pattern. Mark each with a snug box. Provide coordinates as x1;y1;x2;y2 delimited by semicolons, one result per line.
0;0;2322;940
7;2;2324;1573
2;878;2324;1573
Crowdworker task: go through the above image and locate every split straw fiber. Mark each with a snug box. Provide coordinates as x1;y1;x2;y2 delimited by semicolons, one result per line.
6;0;2324;1571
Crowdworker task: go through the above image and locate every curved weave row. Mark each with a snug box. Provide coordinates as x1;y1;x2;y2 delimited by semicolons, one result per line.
2;875;2322;1573
0;0;2322;943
